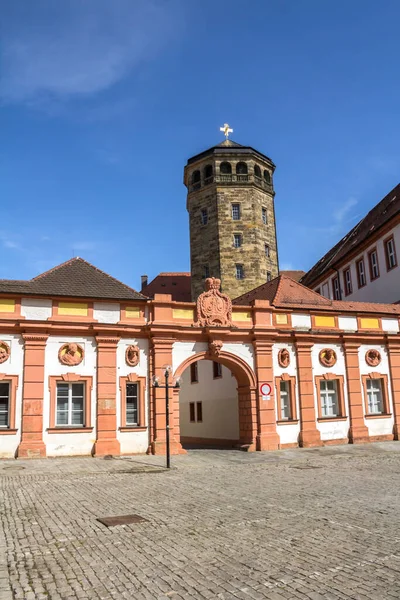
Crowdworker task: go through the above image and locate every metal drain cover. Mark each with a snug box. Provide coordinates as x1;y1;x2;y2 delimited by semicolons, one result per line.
97;514;148;527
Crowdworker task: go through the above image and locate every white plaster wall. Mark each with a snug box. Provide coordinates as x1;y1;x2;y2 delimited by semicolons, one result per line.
93;302;120;324
116;338;149;455
273;343;300;445
313;224;400;303
172;342;208;373
358;344;394;436
338;316;358;331
43;336;97;457
21;298;52;320
311;343;350;441
223;342;255;370
292;314;311;329
382;319;399;333
179;360;239;440
0;334;24;458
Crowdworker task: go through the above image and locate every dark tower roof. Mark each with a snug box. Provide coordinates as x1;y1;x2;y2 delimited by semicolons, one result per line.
186;139;275;168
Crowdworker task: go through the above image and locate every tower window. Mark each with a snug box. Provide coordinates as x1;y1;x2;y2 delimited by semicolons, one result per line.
235;264;245;280
267;271;272;281
254;165;261;179
232;203;241;220
265;244;270;257
234;234;242;248
200;208;208;225
263;170;271;183
236;162;248;175
220;161;232;174
262;207;267;224
204;164;213;183
202;265;210;279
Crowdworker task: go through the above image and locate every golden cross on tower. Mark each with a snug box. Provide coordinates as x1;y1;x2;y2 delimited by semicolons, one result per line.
220;123;233;140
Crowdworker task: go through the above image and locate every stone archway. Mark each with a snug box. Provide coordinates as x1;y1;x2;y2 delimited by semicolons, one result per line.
173;350;258;450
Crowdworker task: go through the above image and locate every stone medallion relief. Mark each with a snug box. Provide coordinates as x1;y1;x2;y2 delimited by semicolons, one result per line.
58;343;84;366
209;340;223;358
278;348;290;368
365;349;381;367
195;277;232;327
125;345;140;367
319;348;337;368
0;341;10;364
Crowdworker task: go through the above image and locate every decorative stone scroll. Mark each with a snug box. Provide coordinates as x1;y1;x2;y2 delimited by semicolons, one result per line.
0;341;10;364
195;278;232;327
209;340;223;357
319;348;337;368
125;344;140;367
278;348;290;368
58;343;84;366
365;349;381;367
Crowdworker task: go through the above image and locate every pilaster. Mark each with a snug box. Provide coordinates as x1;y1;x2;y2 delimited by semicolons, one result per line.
93;336;120;456
253;340;280;451
343;341;369;444
18;334;48;458
295;340;322;448
386;338;400;440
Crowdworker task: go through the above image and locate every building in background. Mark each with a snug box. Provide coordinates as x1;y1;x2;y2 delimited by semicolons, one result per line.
301;183;400;303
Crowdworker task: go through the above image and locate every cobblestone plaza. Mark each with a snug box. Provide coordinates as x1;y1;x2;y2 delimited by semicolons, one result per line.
1;445;400;599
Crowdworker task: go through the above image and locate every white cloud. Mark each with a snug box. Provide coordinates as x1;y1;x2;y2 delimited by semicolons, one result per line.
333;196;358;225
0;0;181;104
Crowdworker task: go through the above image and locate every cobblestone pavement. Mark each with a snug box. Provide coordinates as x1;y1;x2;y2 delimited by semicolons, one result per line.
2;444;400;600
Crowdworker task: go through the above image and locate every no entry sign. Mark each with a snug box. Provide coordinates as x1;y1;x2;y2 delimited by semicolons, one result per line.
260;382;272;399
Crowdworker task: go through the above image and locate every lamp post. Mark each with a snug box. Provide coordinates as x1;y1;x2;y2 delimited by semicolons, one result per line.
152;367;180;469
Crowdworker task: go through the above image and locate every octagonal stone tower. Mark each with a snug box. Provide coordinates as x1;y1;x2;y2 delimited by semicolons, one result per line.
184;139;279;300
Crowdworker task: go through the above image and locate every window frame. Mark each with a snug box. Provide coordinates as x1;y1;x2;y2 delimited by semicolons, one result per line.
213;361;222;379
384;235;397;272
55;381;85;427
202;265;210;279
356;258;366;288
200;208;208;226
262;207;267;224
190;362;198;384
315;374;346;421
265;244;270;258
368;248;380;281
48;374;93;433
266;271;272;282
231;203;241;221
343;267;353;296
361;373;390;418
332;276;340;300
0;374;18;433
235;264;245;280
233;233;242;248
119;373;146;430
196;402;203;422
275;374;297;424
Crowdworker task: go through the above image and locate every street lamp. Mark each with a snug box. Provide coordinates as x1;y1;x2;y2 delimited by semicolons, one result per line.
152;366;181;469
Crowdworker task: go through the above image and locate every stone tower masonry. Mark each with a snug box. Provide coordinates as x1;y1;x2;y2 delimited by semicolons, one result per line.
184;139;279;300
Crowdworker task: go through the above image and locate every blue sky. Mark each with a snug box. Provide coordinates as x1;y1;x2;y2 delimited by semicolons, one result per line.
1;0;400;290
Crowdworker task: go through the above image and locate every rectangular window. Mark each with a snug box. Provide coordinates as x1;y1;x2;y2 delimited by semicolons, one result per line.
368;249;380;280
200;208;208;226
189;402;195;422
266;271;272;282
233;234;242;248
366;379;383;414
232;203;241;220
385;237;397;271
356;258;366;288
262;207;267;224
202;265;210;279
213;361;222;378
320;380;339;417
332;276;340;300
196;402;203;422
279;381;292;420
236;264;244;279
190;362;198;383
56;382;85;426
0;382;10;428
265;244;270;257
343;267;352;296
126;383;138;425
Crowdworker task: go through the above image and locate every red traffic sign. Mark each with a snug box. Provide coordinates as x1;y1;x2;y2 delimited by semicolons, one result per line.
259;382;272;396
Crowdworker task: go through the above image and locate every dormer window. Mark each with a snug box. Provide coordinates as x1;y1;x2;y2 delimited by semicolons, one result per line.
236;162;248;174
220;162;232;174
254;165;261;178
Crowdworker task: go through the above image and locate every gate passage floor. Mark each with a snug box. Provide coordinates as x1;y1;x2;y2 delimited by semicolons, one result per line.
1;445;400;600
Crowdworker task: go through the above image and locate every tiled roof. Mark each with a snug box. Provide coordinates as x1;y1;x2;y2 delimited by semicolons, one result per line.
279;270;306;282
0;258;146;301
301;183;400;287
233;274;400;315
141;272;192;302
